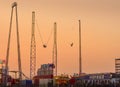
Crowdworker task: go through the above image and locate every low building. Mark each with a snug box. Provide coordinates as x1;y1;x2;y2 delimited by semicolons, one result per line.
115;58;120;74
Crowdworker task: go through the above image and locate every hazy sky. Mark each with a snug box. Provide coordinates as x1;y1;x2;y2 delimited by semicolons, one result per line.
0;0;120;78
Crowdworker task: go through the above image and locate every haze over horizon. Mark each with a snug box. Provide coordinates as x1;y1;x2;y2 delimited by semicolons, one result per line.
0;0;120;77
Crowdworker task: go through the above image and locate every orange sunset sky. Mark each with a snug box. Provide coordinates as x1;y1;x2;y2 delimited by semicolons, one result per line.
0;0;120;77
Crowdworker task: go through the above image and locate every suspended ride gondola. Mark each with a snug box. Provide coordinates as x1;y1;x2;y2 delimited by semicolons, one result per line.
36;20;53;48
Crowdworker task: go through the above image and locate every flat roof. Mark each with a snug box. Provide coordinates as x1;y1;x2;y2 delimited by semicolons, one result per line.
115;58;120;60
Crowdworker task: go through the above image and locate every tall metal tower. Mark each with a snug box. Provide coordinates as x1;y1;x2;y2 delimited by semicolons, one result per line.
5;2;22;82
53;22;57;76
79;20;82;74
30;11;36;79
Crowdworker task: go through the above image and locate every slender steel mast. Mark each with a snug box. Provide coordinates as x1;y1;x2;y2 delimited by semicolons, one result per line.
79;20;82;74
53;22;57;76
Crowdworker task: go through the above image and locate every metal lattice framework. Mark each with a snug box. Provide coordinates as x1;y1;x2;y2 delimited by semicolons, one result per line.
30;11;36;79
5;2;22;84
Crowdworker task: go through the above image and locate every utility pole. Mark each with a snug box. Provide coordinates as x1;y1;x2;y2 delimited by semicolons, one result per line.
30;11;36;79
5;2;22;85
79;20;82;75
